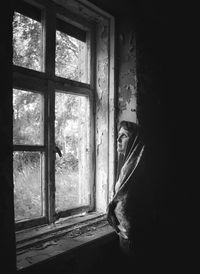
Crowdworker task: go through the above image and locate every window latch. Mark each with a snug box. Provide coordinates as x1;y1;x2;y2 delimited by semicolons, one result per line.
55;146;62;157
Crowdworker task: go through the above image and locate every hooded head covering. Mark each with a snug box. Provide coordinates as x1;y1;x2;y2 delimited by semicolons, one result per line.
115;121;145;196
107;121;145;239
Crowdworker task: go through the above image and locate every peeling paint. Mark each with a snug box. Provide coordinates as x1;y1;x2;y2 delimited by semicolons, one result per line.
118;83;136;109
96;132;103;156
97;59;108;92
118;22;137;123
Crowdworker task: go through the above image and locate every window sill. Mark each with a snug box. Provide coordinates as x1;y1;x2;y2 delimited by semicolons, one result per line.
16;212;116;271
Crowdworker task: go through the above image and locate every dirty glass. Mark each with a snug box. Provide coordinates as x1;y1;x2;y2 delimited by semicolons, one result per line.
13;151;44;221
55;30;89;83
55;92;90;211
13;12;43;71
13;89;44;145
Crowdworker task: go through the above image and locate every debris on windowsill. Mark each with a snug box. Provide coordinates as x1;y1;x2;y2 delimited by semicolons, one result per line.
16;220;116;271
16;212;106;250
67;219;108;238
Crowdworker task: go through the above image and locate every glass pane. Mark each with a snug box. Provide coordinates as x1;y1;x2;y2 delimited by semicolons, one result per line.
13;89;44;145
13;12;43;71
55;31;89;83
55;92;90;212
13;151;44;221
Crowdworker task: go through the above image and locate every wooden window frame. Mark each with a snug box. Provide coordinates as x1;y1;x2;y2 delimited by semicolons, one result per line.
13;0;115;235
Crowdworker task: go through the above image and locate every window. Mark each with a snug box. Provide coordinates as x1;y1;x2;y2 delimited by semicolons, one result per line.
13;0;115;234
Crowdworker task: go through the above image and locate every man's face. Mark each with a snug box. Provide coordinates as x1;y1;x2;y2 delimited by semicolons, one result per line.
117;127;130;154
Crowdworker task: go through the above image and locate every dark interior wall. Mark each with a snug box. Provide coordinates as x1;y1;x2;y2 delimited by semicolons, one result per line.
135;14;182;269
135;1;191;258
0;1;16;273
89;0;193;270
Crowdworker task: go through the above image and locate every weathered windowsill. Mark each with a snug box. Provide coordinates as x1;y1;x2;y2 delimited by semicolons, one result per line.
16;213;116;271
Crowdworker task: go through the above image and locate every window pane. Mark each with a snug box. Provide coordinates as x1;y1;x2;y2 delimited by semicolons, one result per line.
13;12;43;71
13;151;45;221
55;92;90;212
55;30;89;83
13;89;44;145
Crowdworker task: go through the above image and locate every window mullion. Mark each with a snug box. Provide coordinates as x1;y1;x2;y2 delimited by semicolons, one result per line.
44;2;56;78
45;1;56;224
44;88;49;223
47;81;56;224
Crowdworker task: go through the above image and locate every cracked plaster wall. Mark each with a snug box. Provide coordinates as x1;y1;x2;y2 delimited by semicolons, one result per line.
117;18;137;124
